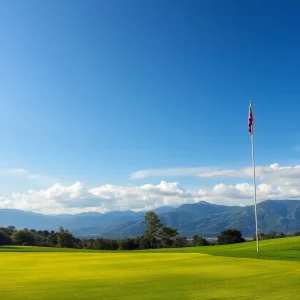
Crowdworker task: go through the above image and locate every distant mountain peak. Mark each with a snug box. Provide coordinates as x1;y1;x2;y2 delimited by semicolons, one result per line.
2;200;300;238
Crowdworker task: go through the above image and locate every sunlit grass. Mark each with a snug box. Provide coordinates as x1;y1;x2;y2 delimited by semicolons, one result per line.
147;236;300;262
1;237;300;299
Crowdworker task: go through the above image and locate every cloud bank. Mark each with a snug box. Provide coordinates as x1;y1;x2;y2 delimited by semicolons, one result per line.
197;163;300;185
1;163;300;214
0;181;195;214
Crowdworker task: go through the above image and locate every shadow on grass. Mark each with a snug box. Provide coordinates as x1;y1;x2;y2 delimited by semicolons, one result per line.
0;245;55;252
0;246;26;251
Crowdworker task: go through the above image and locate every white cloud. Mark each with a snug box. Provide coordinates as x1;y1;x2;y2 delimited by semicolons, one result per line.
130;163;300;181
130;167;213;179
197;163;300;184
0;181;197;214
2;162;300;214
194;163;300;204
197;181;300;206
1;179;300;214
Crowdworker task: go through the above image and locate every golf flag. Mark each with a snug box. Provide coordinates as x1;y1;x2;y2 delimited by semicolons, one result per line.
248;101;259;252
248;103;253;135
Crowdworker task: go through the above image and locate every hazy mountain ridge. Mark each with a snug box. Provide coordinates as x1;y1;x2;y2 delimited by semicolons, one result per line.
1;201;300;237
0;207;173;233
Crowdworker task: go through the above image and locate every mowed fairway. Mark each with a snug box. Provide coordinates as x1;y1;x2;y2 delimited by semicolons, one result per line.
1;238;300;300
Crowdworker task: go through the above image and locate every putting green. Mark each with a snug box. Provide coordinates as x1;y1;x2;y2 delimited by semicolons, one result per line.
0;250;300;300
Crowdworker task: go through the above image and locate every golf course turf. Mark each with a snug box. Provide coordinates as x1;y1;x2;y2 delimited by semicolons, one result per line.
1;237;300;299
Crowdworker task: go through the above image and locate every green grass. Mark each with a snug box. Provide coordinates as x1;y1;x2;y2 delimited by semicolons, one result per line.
1;237;300;300
0;245;103;252
147;236;300;262
2;237;300;262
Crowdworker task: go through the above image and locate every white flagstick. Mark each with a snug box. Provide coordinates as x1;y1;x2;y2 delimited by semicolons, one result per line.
250;101;259;252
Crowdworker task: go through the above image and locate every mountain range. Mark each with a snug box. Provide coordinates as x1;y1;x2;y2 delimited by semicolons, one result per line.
1;200;300;237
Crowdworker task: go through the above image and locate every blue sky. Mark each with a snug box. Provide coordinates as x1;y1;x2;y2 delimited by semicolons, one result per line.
1;1;300;213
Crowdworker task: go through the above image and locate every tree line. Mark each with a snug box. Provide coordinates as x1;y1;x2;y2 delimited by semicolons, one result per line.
0;212;192;250
0;211;297;250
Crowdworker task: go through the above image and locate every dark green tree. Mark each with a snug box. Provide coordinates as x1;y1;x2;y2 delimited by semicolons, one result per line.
158;226;178;248
173;236;187;248
255;233;266;240
254;232;286;241
83;238;94;249
142;211;163;248
92;238;102;249
83;238;118;250
46;232;58;247
1;226;16;236
269;231;278;239
57;227;75;248
118;238;139;250
0;231;12;245
217;228;245;245
11;230;36;246
192;235;209;246
139;236;151;249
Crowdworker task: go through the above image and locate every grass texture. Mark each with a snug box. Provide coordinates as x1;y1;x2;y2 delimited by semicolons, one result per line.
1;237;300;300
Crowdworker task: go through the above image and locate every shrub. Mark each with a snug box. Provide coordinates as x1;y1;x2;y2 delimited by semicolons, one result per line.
0;231;12;245
217;228;245;245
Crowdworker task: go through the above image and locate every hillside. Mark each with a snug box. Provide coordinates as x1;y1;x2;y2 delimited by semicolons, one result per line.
2;200;300;237
97;200;300;237
0;207;173;233
2;237;300;300
2;236;300;262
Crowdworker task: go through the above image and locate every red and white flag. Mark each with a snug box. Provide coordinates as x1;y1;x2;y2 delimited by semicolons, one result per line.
248;103;253;135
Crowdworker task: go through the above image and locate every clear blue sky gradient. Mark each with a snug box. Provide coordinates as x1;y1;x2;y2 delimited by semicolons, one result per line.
1;0;300;193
